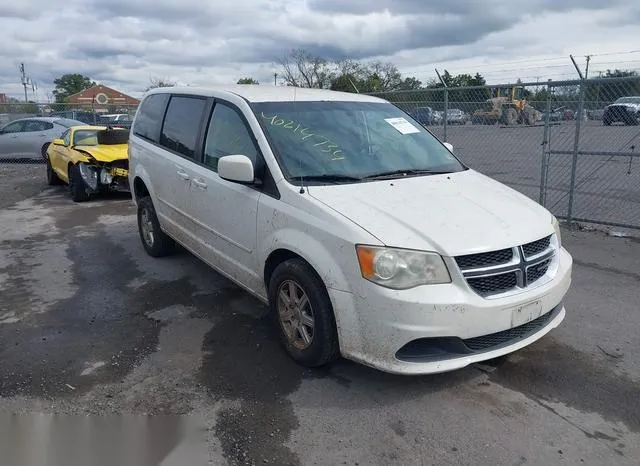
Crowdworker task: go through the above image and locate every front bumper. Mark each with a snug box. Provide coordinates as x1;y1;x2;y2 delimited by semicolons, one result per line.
78;162;130;193
330;247;572;375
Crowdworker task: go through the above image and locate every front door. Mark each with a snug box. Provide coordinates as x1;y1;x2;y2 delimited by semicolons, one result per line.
186;100;262;291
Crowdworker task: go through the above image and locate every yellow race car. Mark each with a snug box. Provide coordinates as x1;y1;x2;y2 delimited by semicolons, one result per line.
46;125;130;202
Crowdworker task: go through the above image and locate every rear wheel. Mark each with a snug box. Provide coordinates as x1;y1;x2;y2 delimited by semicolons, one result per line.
46;157;62;186
41;143;50;161
68;164;90;202
269;258;340;368
137;196;175;257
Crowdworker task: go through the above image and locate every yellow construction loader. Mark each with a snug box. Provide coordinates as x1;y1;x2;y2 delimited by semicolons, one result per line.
471;86;541;126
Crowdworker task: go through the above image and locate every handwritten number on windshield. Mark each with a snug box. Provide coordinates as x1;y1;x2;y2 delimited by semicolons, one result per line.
261;112;344;160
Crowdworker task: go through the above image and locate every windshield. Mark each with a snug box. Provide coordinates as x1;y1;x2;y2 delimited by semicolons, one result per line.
615;97;640;104
251;101;465;182
73;129;99;146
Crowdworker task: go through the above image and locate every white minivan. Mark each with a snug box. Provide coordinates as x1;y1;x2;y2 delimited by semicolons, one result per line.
128;86;572;375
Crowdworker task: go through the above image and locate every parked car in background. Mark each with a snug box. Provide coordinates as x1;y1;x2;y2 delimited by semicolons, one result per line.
127;85;572;375
49;110;103;125
433;110;443;124
588;109;605;120
603;96;640;126
446;108;467;125
46;125;130;201
0;117;85;160
408;106;437;126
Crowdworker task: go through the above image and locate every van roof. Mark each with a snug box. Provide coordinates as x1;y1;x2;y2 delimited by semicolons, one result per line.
144;85;386;104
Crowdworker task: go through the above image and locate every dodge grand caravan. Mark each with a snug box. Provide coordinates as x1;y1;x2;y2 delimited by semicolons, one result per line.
128;86;572;375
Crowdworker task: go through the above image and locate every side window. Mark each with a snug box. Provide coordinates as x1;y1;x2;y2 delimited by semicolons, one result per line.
2;121;25;133
159;96;207;159
203;102;259;171
133;94;169;142
62;130;71;146
24;121;51;132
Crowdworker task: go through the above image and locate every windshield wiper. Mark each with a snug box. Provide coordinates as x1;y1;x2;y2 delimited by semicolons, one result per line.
298;174;363;184
361;169;452;180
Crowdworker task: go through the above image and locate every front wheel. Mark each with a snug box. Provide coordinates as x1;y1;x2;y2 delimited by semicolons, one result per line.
68;164;90;202
269;258;339;368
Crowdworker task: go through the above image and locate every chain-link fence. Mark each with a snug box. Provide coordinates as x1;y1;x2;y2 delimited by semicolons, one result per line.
0;103;139;163
371;75;640;230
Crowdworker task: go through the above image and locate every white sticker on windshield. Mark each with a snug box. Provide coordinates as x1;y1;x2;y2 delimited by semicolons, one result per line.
384;117;420;135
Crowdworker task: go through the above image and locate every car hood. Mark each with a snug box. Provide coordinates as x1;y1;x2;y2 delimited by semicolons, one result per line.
607;103;640;111
75;144;128;162
308;169;555;257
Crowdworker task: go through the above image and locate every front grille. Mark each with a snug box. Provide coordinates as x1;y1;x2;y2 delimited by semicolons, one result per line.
110;159;129;170
464;310;554;351
455;248;513;270
522;235;551;257
527;258;551;284
468;272;517;296
455;234;556;298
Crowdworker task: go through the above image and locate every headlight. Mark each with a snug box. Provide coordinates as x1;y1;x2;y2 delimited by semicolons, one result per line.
356;245;451;290
78;163;98;190
552;216;562;248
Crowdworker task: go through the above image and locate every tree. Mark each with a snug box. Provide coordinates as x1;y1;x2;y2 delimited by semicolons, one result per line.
278;49;335;88
237;77;259;84
145;77;176;91
52;73;95;103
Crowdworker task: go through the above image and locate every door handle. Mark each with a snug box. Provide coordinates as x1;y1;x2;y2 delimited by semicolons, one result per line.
192;178;207;190
176;170;190;180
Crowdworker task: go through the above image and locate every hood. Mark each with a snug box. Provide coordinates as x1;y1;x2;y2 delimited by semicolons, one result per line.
75;144;128;162
608;103;640;111
308;169;554;257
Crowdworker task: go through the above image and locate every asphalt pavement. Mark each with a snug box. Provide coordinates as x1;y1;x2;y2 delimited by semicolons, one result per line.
0;164;639;466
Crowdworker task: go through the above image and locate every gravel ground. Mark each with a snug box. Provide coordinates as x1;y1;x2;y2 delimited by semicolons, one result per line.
0;164;639;466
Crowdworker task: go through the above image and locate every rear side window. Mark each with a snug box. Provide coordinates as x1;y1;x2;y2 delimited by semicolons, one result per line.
133;94;169;142
159;96;207;159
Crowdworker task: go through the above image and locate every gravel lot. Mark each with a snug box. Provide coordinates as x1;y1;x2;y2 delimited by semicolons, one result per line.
1;164;639;466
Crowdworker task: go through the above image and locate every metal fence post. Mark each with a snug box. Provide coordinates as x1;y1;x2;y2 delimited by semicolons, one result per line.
435;69;448;142
539;81;553;206
567;57;587;224
443;87;448;142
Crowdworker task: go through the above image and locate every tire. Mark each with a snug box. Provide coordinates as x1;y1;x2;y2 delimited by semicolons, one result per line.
46;157;62;185
68;164;90;202
41;143;50;161
137;196;175;257
268;258;339;368
502;108;518;125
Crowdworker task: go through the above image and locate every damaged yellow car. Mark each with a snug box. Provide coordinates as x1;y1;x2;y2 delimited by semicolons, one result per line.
45;125;130;202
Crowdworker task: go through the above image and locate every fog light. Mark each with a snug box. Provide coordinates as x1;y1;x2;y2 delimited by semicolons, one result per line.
78;163;98;190
100;168;113;185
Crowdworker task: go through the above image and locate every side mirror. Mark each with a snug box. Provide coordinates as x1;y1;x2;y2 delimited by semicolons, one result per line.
218;154;255;184
443;142;454;152
52;138;65;146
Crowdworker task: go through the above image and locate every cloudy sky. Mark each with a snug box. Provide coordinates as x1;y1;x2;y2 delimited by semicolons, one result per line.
1;0;639;101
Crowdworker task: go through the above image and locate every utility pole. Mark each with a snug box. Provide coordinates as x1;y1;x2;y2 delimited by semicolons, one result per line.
584;55;591;79
19;63;31;103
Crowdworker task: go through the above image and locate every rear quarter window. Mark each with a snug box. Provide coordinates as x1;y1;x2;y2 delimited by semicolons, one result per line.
133;93;169;143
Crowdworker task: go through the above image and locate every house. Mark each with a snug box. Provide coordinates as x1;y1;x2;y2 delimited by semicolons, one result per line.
0;93;7;104
66;84;140;113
